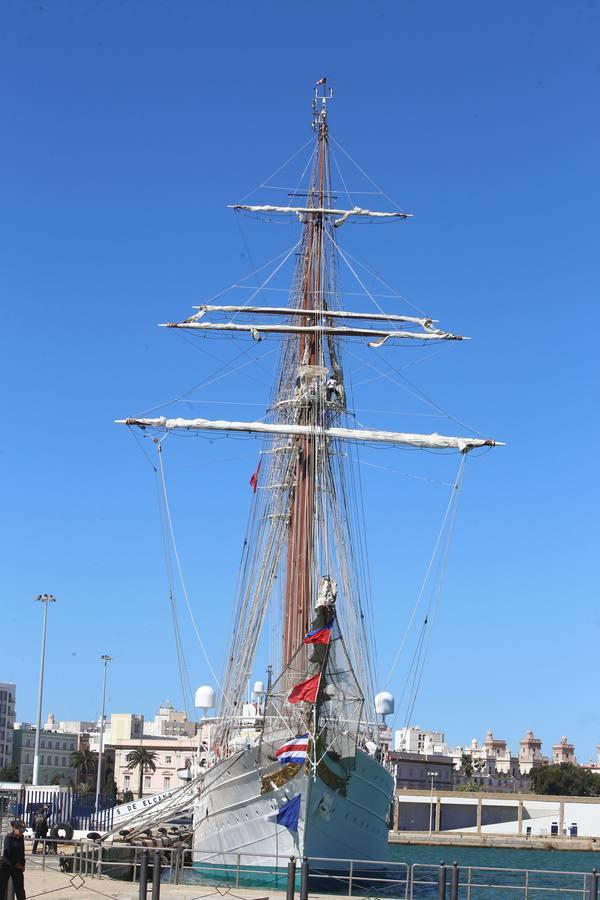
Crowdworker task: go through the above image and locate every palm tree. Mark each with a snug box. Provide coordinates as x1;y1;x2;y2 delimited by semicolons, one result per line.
70;749;98;787
460;752;474;778
125;748;158;799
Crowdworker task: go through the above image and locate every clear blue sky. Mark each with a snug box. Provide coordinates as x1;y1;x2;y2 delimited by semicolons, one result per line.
2;1;599;761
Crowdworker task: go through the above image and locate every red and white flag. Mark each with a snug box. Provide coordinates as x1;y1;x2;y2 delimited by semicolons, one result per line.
275;734;309;765
315;77;327;86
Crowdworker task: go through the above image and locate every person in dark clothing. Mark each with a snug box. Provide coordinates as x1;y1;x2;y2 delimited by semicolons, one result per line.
31;807;49;854
0;819;27;900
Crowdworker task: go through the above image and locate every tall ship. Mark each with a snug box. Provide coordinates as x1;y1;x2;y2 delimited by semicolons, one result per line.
117;81;501;869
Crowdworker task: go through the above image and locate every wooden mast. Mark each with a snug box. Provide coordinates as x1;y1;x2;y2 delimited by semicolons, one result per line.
282;85;329;667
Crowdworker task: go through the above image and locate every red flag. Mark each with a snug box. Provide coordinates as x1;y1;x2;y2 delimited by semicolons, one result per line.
288;674;320;705
315;77;327;86
249;460;261;493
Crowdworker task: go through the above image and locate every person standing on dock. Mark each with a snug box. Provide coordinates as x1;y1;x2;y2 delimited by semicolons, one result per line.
0;819;27;900
31;806;50;855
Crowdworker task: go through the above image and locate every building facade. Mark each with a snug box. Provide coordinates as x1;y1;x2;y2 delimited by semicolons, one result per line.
144;702;196;738
12;727;78;785
519;729;546;773
552;736;576;765
0;683;16;771
394;727;447;755
391;752;455;791
113;737;196;797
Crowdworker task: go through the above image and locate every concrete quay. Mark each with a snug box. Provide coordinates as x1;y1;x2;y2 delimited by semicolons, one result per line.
389;829;600;852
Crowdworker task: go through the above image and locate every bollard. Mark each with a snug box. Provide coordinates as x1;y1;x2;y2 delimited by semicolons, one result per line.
300;856;309;900
438;861;446;900
151;851;161;900
591;868;598;900
139;849;149;899
286;856;297;900
450;862;459;900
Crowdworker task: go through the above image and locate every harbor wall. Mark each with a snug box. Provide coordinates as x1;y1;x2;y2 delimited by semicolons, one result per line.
392;789;600;838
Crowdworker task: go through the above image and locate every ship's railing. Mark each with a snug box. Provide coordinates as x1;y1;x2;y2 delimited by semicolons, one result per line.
21;839;600;899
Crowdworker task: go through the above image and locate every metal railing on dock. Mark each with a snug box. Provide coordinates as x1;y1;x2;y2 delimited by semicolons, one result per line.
20;839;600;899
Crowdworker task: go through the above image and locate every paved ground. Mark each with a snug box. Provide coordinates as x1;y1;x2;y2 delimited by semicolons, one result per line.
15;867;280;900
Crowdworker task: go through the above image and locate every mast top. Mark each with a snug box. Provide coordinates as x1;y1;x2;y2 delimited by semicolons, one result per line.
312;77;333;133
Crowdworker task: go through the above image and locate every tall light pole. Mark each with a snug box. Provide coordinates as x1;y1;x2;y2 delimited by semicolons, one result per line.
427;770;439;836
95;655;112;820
32;594;56;786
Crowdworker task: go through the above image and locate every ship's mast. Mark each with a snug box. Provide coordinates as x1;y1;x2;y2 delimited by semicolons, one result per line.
116;82;503;737
282;83;331;666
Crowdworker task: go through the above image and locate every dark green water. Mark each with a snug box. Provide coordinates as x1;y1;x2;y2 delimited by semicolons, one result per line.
186;844;600;898
388;840;600;872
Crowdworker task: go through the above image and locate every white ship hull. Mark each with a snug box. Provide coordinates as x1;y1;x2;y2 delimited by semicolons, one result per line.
193;746;393;869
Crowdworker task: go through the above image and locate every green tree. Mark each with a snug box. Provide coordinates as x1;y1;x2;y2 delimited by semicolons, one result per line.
530;764;600;797
458;781;481;792
125;748;158;799
70;749;98;787
460;752;474;777
0;764;19;781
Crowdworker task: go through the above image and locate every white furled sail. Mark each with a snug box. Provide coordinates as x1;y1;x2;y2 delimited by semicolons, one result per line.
159;321;466;341
230;204;412;226
116;415;500;452
190;305;435;326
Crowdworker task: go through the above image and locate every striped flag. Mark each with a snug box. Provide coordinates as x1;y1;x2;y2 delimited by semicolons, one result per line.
275;734;309;765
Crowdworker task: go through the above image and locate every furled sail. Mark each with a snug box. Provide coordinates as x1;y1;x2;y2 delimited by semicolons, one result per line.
190;305;435;326
116;416;501;452
159;321;466;341
230;204;412;227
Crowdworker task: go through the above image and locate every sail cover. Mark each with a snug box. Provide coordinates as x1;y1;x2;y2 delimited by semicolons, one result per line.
117;416;501;452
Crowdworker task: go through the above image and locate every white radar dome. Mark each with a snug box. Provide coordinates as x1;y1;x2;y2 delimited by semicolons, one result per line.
375;691;395;717
195;685;216;710
253;680;266;696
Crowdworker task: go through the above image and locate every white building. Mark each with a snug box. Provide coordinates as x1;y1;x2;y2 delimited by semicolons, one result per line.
114;736;196;797
144;702;196;738
0;682;16;770
394;726;447;755
87;713;143;753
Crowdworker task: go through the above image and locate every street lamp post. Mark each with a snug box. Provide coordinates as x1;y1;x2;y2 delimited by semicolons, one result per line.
95;655;112;821
32;594;56;786
427;770;439;836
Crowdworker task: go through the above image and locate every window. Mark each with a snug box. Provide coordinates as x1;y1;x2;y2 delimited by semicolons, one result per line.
124;775;131;788
144;776;151;790
54;755;59;766
165;756;172;764
164;777;171;789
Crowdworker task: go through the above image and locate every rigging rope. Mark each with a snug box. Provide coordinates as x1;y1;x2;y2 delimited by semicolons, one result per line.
400;452;466;731
156;442;225;694
385;453;467;687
